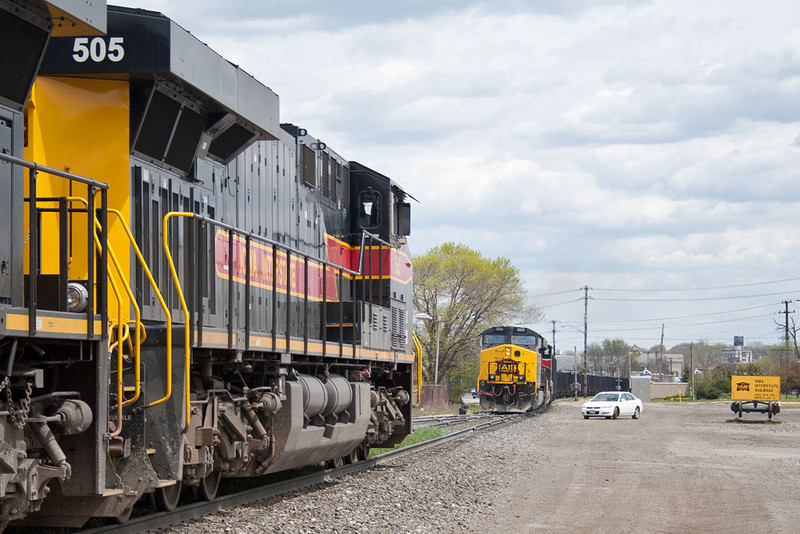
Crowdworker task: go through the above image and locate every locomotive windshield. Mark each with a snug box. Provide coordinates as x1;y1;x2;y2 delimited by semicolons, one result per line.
511;334;539;348
482;334;509;348
481;333;540;350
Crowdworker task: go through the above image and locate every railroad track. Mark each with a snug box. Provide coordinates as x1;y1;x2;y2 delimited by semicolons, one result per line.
412;412;494;430
69;412;526;534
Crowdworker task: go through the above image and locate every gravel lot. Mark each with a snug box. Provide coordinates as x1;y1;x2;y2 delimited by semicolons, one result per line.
165;401;800;533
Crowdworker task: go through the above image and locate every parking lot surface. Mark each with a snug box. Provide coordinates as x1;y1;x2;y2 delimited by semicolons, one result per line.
486;400;800;533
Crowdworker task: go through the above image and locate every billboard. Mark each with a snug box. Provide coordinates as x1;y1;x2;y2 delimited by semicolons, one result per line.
731;375;780;402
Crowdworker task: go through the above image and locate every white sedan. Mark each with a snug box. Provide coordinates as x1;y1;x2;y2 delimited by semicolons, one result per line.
582;391;642;420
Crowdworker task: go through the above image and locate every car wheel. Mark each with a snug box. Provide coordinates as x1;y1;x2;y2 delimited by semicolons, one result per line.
583;415;589;419
632;407;640;419
611;407;619;419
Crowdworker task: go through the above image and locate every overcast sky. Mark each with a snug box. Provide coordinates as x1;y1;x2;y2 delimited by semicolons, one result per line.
113;0;800;351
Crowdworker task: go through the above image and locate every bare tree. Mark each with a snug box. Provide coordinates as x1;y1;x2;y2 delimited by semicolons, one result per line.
773;317;800;359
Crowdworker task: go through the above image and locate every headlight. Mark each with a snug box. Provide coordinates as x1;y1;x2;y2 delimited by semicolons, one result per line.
488;374;496;381
518;375;525;381
67;282;89;313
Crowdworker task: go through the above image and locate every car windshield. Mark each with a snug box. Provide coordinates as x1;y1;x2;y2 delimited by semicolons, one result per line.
591;393;620;402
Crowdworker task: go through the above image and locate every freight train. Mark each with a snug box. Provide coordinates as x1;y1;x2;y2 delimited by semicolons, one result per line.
0;2;414;528
477;326;553;412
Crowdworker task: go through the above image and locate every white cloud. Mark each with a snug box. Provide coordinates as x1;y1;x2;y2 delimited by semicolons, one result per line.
112;0;800;345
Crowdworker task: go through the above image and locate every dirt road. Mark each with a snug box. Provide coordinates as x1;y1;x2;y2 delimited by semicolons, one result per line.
488;401;800;533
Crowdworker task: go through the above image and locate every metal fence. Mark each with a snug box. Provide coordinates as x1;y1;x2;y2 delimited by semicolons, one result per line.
555;371;630;398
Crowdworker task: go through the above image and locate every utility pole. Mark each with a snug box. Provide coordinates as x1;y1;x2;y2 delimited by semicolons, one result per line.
657;323;664;377
583;285;589;397
782;300;793;342
550;320;557;395
574;345;578;401
627;350;631;389
690;342;694;401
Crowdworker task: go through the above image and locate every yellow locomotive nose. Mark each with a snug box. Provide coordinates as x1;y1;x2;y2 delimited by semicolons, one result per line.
478;326;549;413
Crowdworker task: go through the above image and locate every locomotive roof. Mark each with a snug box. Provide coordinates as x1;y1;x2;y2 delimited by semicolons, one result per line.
480;326;543;338
350;161;411;200
38;4;281;141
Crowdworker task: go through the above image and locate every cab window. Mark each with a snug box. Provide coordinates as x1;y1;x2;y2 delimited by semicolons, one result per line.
358;190;381;229
481;334;508;348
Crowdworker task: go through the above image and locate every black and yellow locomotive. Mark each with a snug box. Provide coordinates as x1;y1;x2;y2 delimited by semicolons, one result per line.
0;2;414;528
477;326;553;412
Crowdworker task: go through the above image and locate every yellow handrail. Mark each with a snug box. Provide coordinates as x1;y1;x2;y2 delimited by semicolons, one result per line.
106;208;171;408
162;211;195;432
105;256;125;437
57;196;126;435
67;198;143;409
67;199;172;410
412;331;423;407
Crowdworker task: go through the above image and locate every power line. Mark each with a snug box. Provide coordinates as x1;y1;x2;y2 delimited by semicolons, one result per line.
528;288;585;298
536;297;585;310
583;302;781;325
590;276;800;292
587;313;775;333
594;290;793;303
534;283;795;348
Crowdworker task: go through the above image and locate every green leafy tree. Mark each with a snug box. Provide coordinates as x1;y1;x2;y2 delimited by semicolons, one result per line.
783;361;800;396
413;242;537;385
694;364;734;399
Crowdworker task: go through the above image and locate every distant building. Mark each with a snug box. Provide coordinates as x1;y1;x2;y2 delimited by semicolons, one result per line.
721;348;753;364
664;354;683;376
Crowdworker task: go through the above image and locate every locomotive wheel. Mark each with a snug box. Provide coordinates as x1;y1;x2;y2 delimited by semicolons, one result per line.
356;444;370;461
113;502;135;523
154;482;183;512
326;456;344;470
343;449;358;465
198;470;222;501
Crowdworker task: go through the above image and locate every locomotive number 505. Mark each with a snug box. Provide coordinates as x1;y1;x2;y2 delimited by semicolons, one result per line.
72;36;125;63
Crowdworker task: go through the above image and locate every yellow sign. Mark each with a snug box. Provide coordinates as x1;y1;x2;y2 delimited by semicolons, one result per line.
731;375;780;401
497;362;519;374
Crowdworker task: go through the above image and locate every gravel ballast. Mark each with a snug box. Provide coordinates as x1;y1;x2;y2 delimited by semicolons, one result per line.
165;411;555;533
166;401;800;533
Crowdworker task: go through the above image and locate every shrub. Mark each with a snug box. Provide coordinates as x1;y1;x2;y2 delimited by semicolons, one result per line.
449;385;466;404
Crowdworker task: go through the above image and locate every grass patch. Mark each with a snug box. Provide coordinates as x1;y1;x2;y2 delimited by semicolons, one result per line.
369;426;444;457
